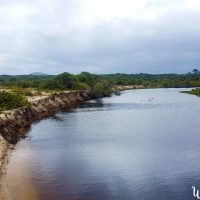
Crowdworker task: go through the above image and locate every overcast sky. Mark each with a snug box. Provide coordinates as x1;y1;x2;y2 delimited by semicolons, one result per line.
0;0;200;74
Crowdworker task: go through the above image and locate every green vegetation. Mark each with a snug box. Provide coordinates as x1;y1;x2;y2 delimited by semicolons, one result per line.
0;69;200;99
0;72;114;97
0;69;199;110
92;81;112;98
1;70;200;90
0;69;199;111
0;91;28;111
10;86;34;96
102;73;200;88
182;88;200;97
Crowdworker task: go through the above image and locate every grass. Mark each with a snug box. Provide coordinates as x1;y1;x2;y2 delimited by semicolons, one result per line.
181;88;200;96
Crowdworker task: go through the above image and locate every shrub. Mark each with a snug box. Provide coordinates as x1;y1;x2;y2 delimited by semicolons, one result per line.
11;86;34;96
186;88;200;96
92;81;112;98
0;91;28;111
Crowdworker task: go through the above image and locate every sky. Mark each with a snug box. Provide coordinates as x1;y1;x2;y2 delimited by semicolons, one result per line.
0;0;200;74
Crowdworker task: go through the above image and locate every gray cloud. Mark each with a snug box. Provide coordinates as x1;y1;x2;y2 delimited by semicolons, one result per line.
0;0;200;74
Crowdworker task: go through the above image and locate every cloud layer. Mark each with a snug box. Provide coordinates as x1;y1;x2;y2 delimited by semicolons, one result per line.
0;0;200;74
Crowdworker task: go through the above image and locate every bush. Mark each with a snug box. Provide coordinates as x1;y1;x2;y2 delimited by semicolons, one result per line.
0;91;28;111
11;86;34;96
92;81;112;98
183;88;200;96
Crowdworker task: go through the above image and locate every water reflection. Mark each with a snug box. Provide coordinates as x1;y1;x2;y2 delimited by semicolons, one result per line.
79;99;104;108
6;89;200;200
51;115;65;122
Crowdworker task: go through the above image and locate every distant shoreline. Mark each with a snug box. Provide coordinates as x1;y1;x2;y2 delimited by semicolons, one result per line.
181;88;200;97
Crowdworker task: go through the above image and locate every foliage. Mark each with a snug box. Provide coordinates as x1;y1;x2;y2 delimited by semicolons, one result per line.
92;81;112;98
0;70;200;97
0;91;28;111
1;70;199;110
192;69;200;75
182;88;200;96
11;86;34;96
102;73;200;88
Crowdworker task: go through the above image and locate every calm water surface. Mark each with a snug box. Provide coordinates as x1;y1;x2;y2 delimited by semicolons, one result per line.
7;89;200;200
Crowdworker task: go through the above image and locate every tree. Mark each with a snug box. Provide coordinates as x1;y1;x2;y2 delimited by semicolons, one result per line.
56;73;78;89
92;81;112;98
192;69;200;74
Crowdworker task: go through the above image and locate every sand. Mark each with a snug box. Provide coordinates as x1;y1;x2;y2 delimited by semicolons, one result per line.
0;136;13;199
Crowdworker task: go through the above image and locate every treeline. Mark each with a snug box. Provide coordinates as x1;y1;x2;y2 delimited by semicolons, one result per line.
0;72;113;98
0;71;200;92
103;73;200;88
1;70;199;111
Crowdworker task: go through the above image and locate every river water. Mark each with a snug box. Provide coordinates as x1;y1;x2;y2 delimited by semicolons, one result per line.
6;89;200;200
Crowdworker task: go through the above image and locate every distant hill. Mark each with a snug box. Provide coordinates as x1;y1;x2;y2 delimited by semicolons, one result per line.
29;72;49;76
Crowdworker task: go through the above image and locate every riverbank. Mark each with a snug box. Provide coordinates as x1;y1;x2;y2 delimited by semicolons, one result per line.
181;88;200;96
0;135;13;200
0;90;92;199
4;88;199;200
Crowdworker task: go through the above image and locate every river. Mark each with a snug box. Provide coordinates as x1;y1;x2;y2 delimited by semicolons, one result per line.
6;88;200;200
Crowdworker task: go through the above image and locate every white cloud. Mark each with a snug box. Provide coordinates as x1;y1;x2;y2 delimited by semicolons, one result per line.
184;0;200;10
0;0;200;74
